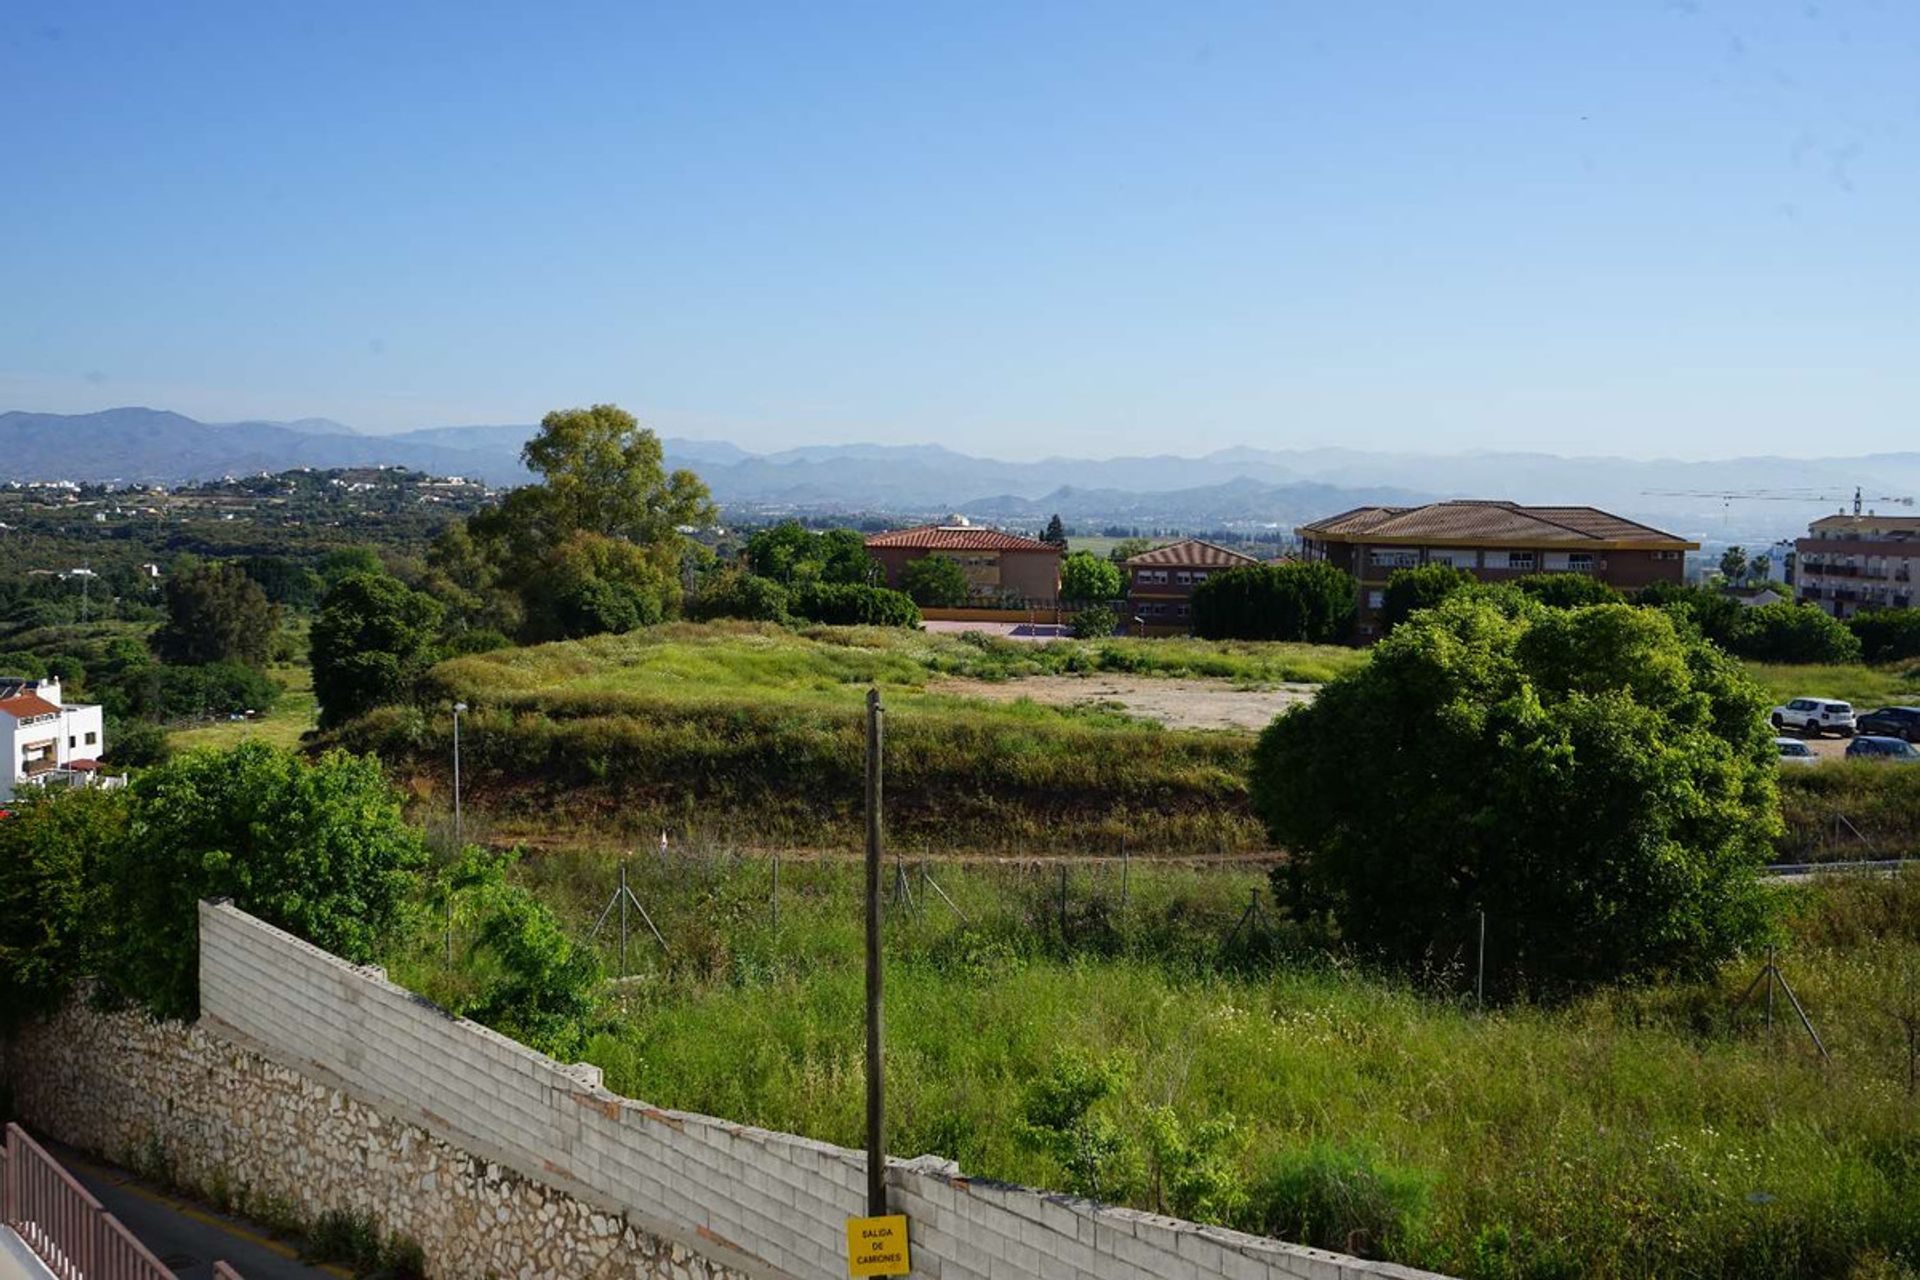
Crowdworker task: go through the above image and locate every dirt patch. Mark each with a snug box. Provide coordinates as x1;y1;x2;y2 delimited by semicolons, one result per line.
927;674;1316;731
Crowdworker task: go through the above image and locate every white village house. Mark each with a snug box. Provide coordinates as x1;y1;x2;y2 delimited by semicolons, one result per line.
0;675;117;801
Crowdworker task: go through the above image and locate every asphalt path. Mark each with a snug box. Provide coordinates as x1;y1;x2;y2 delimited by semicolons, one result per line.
46;1142;343;1280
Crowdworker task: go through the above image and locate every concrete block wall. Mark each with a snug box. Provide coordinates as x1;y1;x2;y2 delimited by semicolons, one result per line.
198;902;1445;1280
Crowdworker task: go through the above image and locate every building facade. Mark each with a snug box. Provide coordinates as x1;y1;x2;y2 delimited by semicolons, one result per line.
0;676;108;800
1795;514;1919;618
1122;539;1261;634
864;519;1063;604
1297;501;1696;641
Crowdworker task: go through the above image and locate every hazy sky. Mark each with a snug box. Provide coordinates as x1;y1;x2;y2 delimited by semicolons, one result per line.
4;2;1917;459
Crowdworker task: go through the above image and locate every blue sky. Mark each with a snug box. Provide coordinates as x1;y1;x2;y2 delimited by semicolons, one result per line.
3;2;1916;458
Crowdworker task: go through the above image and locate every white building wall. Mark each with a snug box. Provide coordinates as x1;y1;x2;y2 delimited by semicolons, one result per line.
57;704;104;764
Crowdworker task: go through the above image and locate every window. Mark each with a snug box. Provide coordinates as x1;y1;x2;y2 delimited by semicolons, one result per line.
1138;569;1168;585
1507;551;1536;571
85;731;97;745
1369;549;1418;569
1175;603;1190;617
1366;589;1385;609
1568;552;1595;572
1427;549;1474;567
1175;571;1192;585
1191;571;1208;583
68;736;75;748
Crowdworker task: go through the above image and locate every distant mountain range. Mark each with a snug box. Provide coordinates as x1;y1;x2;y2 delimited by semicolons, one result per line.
5;406;1918;541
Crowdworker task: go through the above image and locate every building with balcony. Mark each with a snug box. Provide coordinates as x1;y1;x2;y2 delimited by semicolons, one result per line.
864;518;1062;604
1122;539;1262;634
1297;500;1696;641
0;676;110;801
1794;513;1919;619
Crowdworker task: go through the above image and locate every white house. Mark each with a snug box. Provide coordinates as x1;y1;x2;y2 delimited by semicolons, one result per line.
0;676;113;801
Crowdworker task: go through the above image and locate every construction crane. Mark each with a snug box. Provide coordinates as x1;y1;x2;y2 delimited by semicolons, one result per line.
1641;485;1915;519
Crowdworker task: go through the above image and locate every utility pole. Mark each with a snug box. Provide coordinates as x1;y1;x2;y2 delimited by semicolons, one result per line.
864;687;887;1216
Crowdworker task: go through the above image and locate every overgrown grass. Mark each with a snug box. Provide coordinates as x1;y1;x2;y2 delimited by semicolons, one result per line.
385;852;1920;1279
165;656;317;753
1743;660;1920;712
338;623;1353;853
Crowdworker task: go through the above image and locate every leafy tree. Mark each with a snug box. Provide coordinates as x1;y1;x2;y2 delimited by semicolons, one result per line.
423;522;522;636
519;531;674;642
1107;538;1154;564
312;572;446;728
1041;514;1068;547
0;787;131;1025
1850;609;1920;665
460;857;602;1060
1731;601;1861;664
239;556;324;608
1060;551;1122;602
687;569;790;623
1719;546;1749;582
790;583;921;627
150;561;280;668
1748;553;1773;583
900;554;971;607
1381;565;1475;633
1071;604;1118;639
318;546;387;587
1191;563;1354;643
1254;597;1778;996
744;522;876;587
1143;1107;1245;1223
1013;1049;1140;1200
106;743;426;1021
1513;573;1622;609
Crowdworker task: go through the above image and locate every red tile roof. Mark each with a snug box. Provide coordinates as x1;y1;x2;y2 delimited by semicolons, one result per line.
0;694;61;719
865;524;1058;552
1298;501;1693;547
1124;539;1261;568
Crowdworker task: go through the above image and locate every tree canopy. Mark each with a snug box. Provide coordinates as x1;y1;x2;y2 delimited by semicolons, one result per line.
1060;550;1123;602
150;561;280;668
1381;564;1476;633
311;572;446;728
901;554;971;607
1253;596;1778;996
744;522;877;587
1191;562;1353;643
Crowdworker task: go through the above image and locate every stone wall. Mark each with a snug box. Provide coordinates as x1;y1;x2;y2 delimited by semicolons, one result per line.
2;1001;742;1280
5;903;1445;1280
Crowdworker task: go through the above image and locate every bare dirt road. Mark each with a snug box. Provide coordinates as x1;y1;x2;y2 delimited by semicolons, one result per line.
927;674;1316;731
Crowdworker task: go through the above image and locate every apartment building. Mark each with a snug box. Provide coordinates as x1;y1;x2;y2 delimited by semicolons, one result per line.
864;518;1062;603
1795;513;1919;618
1122;539;1261;633
1297;500;1695;641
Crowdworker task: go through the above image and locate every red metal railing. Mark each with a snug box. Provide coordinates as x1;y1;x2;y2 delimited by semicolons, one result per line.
1;1121;227;1279
212;1265;246;1280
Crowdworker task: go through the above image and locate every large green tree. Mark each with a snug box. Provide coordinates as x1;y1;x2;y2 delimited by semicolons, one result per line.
311;572;446;728
1060;550;1123;602
0;787;130;1025
150;561;281;668
1850;609;1920;664
744;522;877;587
1381;564;1475;633
1191;563;1354;643
1253;596;1777;996
901;554;971;607
106;743;426;1021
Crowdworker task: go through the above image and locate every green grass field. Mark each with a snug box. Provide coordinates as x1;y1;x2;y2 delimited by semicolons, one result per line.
165;657;317;753
1743;661;1920;712
387;851;1920;1280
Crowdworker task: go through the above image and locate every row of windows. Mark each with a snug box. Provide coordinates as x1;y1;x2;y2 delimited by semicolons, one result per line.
1367;549;1606;573
1133;569;1211;586
1136;601;1191;617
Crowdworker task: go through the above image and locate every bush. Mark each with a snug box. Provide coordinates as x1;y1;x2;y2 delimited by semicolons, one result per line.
1849;609;1920;665
1243;1143;1431;1258
1061;551;1123;602
1012;1049;1139;1200
1191;562;1354;643
106;743;426;1020
1255;597;1778;995
1071;605;1118;639
1514;572;1622;608
900;555;971;607
687;569;790;623
1730;601;1862;664
790;583;921;628
312;573;446;729
1381;565;1475;633
103;719;172;768
0;788;131;1025
150;561;281;669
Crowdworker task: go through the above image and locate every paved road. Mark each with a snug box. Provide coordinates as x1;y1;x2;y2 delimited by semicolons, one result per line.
48;1144;343;1280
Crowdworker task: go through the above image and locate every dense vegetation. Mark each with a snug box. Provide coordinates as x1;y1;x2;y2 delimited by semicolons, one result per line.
1191;561;1355;642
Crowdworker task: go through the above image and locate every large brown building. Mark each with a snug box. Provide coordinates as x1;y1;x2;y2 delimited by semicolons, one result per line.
1123;539;1261;634
1297;500;1696;641
864;519;1062;604
1795;513;1919;618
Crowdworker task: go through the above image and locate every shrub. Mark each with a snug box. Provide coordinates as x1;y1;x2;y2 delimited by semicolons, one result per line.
1381;565;1475;633
1243;1143;1431;1258
1256;597;1779;995
1850;609;1920;665
790;583;921;628
0;787;131;1025
150;561;280;668
1730;601;1862;664
106;743;425;1020
1514;572;1622;609
1191;562;1354;643
1071;605;1118;639
462;867;603;1060
1060;551;1123;603
688;569;791;623
1012;1048;1139;1200
312;573;446;729
901;555;971;607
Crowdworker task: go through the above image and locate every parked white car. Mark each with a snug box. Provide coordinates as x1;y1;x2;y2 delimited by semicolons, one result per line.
1770;698;1855;738
1774;736;1818;766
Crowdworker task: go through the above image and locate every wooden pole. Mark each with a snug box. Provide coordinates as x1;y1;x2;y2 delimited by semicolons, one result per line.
864;688;887;1216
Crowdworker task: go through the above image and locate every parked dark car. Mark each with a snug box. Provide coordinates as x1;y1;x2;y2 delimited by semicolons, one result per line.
1844;735;1920;763
1855;706;1920;742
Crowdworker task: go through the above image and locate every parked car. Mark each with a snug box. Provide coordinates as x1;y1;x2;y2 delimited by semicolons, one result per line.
1844;735;1920;763
1770;698;1855;737
1774;737;1818;766
1855;706;1920;742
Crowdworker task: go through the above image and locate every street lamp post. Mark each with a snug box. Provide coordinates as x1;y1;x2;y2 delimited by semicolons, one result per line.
447;701;467;966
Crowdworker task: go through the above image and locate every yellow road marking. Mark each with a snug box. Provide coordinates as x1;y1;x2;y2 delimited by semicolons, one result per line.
57;1149;353;1279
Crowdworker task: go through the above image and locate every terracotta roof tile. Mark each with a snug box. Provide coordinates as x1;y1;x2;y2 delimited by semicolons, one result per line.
1124;539;1262;568
0;694;61;719
864;524;1057;552
1298;501;1691;547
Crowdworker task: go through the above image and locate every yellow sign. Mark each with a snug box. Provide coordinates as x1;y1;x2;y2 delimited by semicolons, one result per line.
845;1214;911;1277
